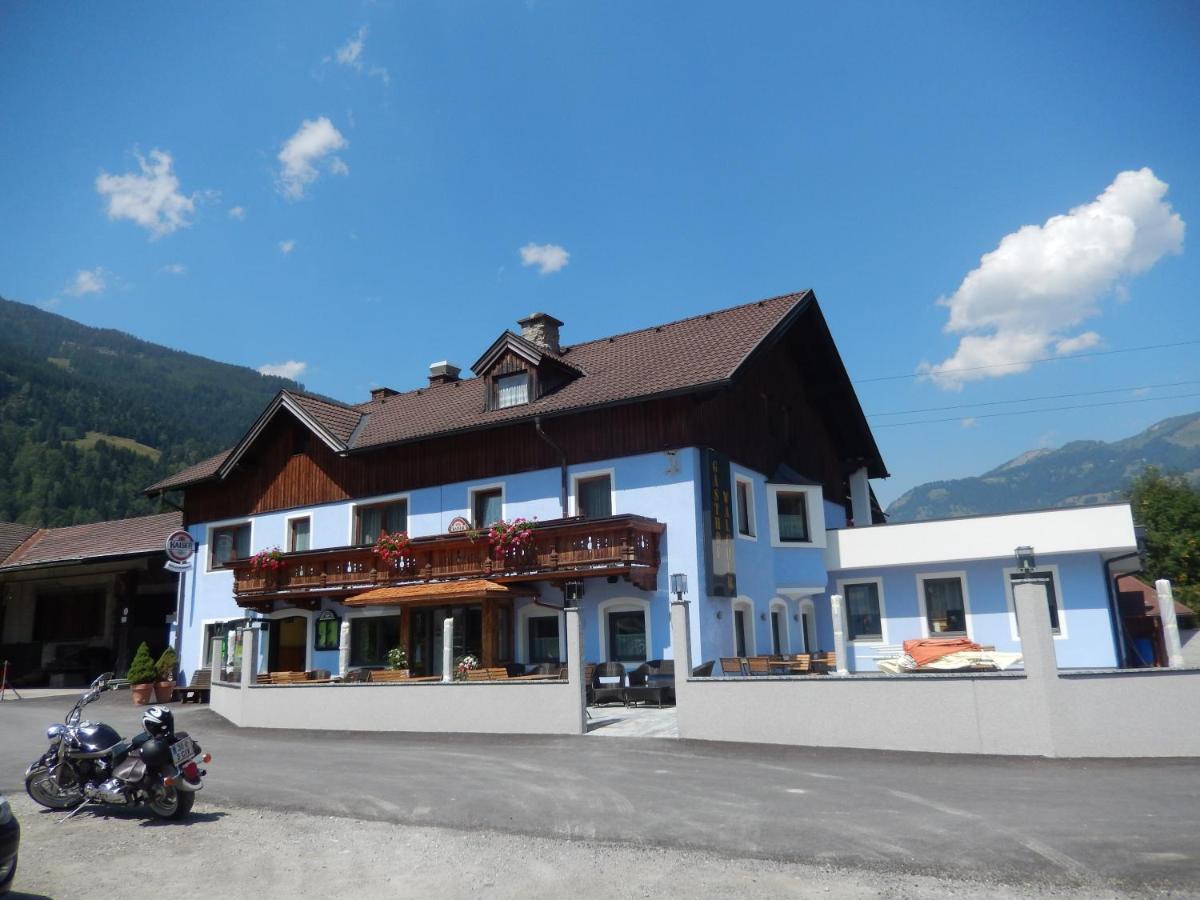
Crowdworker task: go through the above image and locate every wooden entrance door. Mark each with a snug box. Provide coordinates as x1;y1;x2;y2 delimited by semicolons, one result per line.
269;616;308;672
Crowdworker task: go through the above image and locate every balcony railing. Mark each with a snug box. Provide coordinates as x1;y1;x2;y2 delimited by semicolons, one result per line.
230;513;664;603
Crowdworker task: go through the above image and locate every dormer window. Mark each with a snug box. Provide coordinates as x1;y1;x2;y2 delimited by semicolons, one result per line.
494;372;530;408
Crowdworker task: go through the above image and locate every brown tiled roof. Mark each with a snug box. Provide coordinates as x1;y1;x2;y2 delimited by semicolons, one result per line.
0;512;182;571
148;290;874;492
0;522;38;565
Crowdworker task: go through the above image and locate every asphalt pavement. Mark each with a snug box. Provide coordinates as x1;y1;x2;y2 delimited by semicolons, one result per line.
2;691;1197;894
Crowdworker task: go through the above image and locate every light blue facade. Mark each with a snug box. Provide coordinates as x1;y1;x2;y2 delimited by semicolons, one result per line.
174;446;1125;681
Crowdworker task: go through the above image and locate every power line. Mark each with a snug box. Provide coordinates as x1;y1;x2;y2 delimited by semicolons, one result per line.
867;379;1200;418
854;338;1200;384
871;391;1200;429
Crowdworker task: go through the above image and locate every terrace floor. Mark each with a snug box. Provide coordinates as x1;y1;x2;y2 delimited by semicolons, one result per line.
586;703;678;738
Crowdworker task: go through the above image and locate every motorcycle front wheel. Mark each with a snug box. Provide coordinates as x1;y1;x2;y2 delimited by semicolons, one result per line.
148;785;194;820
25;764;84;810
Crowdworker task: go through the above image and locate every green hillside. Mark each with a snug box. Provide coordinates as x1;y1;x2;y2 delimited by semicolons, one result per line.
0;296;301;526
886;412;1200;522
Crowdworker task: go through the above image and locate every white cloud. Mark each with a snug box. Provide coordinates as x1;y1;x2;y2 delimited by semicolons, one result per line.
333;27;390;83
160;263;186;275
277;117;349;199
960;417;978;429
65;268;106;296
258;360;308;380
279;239;296;255
228;206;246;220
519;242;570;275
95;149;197;238
920;168;1184;389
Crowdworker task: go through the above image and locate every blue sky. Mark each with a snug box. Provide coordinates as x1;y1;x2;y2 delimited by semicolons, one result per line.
1;1;1197;505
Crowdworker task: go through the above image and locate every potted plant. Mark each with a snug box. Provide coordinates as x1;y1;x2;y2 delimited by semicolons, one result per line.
154;646;179;703
455;654;480;680
127;642;157;705
373;531;411;569
385;646;408;677
249;547;284;585
487;518;537;561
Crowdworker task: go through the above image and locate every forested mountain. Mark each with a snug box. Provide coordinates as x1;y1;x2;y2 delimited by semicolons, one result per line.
886;412;1200;522
0;296;301;526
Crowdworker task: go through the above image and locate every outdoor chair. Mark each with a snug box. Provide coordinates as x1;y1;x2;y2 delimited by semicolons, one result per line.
720;657;746;676
368;670;410;683
342;668;371;683
306;669;332;681
590;662;627;706
691;660;715;678
173;668;211;703
746;657;771;676
790;654;812;674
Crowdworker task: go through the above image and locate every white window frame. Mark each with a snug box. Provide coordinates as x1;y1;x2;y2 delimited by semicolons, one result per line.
343;606;406;668
284;513;313;553
205;516;254;573
569;468;616;519
799;598;817;652
733;472;757;541
347;491;411;545
915;571;974;640
768;598;790;654
494;372;530;409
198;616;247;667
1002;564;1068;641
516;606;566;664
597;597;652;664
837;576;888;645
260;607;315;673
731;597;756;656
766;484;827;549
468;482;506;528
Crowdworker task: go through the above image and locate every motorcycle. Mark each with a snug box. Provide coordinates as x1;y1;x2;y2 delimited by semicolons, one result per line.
24;673;210;820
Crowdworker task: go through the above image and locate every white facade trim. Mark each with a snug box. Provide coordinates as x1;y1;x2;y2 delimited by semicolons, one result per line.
836;575;889;645
1002;564;1068;641
283;512;312;553
204;516;255;573
568;468;617;518
733;471;757;541
766;484;827;549
597;596;652;664
516;605;566;664
798;598;817;652
731;596;757;656
260;607;315;672
347;491;412;545
915;570;974;640
468;482;507;528
825;504;1137;570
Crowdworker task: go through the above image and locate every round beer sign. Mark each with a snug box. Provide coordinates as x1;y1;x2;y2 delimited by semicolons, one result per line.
165;529;197;564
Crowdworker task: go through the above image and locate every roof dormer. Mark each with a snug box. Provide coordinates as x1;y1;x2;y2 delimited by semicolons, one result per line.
471;313;582;411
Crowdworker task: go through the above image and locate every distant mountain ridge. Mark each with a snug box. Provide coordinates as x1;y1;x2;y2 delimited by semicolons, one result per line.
0;296;301;526
885;412;1200;522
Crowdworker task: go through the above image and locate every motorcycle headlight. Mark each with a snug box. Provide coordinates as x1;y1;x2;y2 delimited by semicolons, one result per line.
47;724;66;741
0;796;12;826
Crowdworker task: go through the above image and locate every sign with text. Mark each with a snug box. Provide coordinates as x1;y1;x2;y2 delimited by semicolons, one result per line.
447;516;472;533
700;448;737;597
164;529;196;573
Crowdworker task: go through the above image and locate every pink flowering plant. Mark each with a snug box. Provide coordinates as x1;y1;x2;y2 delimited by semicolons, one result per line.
455;655;480;680
373;530;412;565
249;546;284;572
487;517;537;560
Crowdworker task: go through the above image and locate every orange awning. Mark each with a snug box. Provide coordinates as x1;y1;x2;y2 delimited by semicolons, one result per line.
343;579;536;607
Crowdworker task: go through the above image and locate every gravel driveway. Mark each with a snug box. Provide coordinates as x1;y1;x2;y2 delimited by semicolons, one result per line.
5;793;1143;900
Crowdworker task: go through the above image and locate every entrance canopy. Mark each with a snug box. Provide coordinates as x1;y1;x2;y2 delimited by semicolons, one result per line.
344;579;536;607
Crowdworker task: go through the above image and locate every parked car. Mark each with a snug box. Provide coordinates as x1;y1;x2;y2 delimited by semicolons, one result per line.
0;792;18;895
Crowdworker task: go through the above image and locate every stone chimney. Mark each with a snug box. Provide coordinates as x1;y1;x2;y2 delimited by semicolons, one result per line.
428;361;461;386
370;387;398;401
517;312;564;355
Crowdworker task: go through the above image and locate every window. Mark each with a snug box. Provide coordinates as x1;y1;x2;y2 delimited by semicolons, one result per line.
770;610;783;655
527;616;561;663
203;619;244;666
355;500;407;545
775;491;810;542
576;474;612;519
349;615;401;667
734;607;749;657
494;372;530;409
288;517;311;553
844;581;883;642
922;576;968;636
314;612;340;651
1009;571;1062;635
735;476;755;538
210;523;250;568
607;610;646;663
472;488;503;528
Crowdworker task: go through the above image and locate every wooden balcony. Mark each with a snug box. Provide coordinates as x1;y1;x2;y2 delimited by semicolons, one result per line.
230;514;664;608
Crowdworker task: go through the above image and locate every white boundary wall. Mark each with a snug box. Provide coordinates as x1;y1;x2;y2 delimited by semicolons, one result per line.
671;585;1200;758
211;607;587;735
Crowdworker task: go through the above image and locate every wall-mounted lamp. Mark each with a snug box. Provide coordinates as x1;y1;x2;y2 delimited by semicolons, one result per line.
793;614;800;622
564;580;584;602
760;612;767;621
715;610;723;620
1015;545;1036;575
670;573;687;598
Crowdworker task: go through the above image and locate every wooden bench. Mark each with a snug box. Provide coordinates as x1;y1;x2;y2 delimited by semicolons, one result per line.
464;667;511;681
368;670;411;683
173;669;211;704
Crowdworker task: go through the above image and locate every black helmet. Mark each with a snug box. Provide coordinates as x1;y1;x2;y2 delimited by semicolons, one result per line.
142;705;174;737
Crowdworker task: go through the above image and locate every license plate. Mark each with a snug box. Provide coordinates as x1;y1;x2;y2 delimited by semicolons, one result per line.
170;737;197;766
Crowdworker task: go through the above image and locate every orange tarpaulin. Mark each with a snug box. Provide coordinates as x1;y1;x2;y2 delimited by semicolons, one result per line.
902;638;981;668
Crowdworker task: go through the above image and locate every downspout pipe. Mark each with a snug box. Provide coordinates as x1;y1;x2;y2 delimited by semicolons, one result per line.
1104;551;1141;668
534;417;569;518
